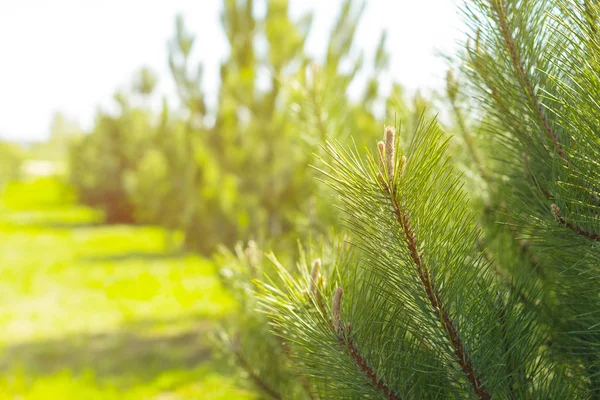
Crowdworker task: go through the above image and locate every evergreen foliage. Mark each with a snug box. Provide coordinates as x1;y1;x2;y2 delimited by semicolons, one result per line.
461;0;600;395
217;0;600;398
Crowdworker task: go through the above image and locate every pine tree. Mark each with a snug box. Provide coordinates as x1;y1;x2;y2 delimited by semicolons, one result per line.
69;82;154;223
218;0;600;398
462;0;600;396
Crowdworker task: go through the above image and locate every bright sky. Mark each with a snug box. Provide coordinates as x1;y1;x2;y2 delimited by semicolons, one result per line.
0;0;464;142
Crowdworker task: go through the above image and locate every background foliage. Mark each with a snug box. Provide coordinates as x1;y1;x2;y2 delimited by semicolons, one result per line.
67;0;434;255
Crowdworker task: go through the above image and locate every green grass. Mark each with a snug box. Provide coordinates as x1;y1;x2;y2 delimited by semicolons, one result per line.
0;178;254;399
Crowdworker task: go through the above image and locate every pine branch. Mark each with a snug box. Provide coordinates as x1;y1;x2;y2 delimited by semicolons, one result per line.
219;245;316;400
490;0;566;160
308;119;572;397
331;288;402;400
551;203;600;241
343;337;401;400
465;48;528;146
384;183;491;400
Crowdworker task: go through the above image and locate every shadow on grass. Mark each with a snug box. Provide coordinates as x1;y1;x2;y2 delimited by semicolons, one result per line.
0;315;231;389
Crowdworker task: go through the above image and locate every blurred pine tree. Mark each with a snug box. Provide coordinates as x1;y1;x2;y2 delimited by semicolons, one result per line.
69;88;153;223
70;0;429;254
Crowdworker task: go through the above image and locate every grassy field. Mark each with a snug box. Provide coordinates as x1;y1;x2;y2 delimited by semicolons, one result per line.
0;178;254;399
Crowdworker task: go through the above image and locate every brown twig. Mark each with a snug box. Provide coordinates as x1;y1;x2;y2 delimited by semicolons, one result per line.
376;131;489;398
331;288;402;400
393;205;491;400
383;178;490;399
551;204;600;241
342;336;401;400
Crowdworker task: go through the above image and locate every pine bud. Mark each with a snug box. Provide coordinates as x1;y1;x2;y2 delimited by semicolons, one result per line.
385;126;396;182
309;258;321;297
377;141;389;189
332;287;344;335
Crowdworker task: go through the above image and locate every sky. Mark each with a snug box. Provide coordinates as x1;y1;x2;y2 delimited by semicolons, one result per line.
0;0;465;142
